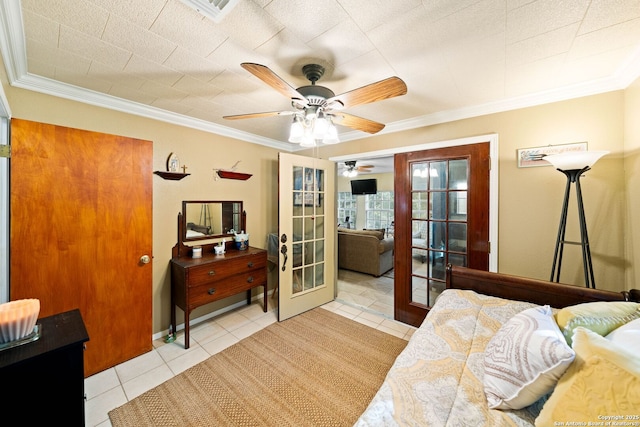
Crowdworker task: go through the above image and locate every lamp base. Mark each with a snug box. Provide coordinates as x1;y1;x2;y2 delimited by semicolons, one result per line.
550;167;596;288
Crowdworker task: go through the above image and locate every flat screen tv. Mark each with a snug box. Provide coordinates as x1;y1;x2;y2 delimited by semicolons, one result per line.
350;178;377;195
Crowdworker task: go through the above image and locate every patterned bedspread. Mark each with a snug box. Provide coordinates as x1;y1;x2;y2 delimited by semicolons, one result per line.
354;289;547;427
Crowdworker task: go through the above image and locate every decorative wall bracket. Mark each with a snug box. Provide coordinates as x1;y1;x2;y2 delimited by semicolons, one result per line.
215;170;252;180
213;161;251;180
154;171;190;180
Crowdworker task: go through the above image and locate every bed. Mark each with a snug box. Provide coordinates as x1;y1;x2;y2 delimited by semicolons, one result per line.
185;222;211;238
355;265;640;426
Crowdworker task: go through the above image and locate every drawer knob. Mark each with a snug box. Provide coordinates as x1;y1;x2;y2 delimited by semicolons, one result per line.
247;276;254;283
247;262;254;268
208;270;215;276
208;288;216;295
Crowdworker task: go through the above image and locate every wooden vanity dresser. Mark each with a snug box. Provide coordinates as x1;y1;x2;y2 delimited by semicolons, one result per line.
170;212;267;349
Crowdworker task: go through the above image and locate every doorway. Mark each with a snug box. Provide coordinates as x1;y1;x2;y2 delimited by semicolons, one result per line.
331;134;499;323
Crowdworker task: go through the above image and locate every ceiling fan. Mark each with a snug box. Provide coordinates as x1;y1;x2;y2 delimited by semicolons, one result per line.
342;160;373;177
223;63;407;145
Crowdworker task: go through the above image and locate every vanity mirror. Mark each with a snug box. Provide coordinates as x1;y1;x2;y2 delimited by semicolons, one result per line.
182;200;243;242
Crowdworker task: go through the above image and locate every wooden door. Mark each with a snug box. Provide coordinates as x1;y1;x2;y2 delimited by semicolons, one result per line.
278;153;336;321
394;143;490;326
10;119;153;376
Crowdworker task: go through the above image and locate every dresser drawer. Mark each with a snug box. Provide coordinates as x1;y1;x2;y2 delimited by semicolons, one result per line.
187;254;266;287
189;269;267;308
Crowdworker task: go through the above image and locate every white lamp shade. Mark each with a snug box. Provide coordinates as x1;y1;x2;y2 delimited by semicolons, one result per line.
544;150;609;170
288;119;304;143
322;123;339;144
299;130;316;147
312;116;329;138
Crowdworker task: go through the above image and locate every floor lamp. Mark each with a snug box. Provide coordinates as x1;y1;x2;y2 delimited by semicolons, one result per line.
545;150;608;289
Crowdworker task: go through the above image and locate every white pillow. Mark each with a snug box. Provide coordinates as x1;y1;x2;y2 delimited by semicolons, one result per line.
484;305;576;410
605;317;640;355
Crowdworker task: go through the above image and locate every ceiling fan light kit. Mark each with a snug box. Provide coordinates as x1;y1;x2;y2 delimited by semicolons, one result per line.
288;110;340;146
224;62;407;146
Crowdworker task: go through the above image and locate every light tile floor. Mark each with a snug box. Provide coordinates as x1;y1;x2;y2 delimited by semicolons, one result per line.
336;268;395;318
84;282;414;427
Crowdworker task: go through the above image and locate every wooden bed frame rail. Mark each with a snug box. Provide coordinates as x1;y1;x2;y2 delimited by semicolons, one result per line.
446;265;639;307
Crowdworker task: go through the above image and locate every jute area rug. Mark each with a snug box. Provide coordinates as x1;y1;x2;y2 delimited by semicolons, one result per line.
109;307;407;427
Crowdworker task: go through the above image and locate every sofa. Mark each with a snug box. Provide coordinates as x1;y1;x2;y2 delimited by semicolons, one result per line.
355;265;640;426
337;227;394;277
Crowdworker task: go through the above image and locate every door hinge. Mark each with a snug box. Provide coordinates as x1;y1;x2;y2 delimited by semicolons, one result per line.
488;241;491;253
0;145;10;158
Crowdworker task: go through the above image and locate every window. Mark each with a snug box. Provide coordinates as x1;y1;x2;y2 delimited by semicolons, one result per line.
365;191;394;231
337;192;356;228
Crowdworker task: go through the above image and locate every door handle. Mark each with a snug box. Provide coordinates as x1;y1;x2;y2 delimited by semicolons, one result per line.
280;244;288;272
139;255;151;264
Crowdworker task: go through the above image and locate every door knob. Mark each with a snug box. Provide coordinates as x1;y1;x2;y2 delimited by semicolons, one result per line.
139;255;151;264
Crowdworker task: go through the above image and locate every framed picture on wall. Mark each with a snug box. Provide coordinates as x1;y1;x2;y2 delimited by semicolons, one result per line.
517;142;587;168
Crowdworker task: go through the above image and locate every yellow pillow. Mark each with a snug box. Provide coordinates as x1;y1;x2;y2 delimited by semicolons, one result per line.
555;301;640;345
535;327;640;426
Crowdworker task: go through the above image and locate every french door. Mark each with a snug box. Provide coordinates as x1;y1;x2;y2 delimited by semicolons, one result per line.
278;153;336;321
394;143;490;326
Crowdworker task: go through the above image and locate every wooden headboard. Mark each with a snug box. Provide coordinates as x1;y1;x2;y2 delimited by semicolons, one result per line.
446;265;639;307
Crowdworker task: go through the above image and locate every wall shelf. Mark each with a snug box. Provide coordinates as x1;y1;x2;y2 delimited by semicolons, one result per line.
216;170;252;180
154;171;190;180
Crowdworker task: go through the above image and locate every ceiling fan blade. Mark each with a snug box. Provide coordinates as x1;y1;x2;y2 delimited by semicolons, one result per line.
325;77;407;110
332;113;385;134
223;111;294;120
241;63;308;105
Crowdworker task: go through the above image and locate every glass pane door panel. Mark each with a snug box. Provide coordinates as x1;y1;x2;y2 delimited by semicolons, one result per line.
429;251;446;280
293;194;303;216
449;191;467;221
449;254;467;267
412;163;428;190
431;221;446;250
412;192;428;219
430;192;446;220
315;264;324;286
315;216;324;239
304;217;314;240
412;250;429;271
292;242;302;268
429;162;447;190
316;194;324;215
293;166;303;190
293;218;302;241
429;280;445;305
316;240;324;263
411;276;428;306
316;169;324;191
449;160;468;189
412;220;427;239
449;223;467;252
293;270;302;294
304;241;314;264
304;266;314;290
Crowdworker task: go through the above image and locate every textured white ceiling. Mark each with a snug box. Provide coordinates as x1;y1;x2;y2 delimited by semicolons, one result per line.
1;0;640;157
